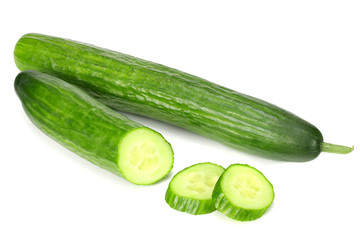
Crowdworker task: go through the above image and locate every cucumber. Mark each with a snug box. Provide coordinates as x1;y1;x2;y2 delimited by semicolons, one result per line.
165;162;225;215
212;164;274;221
14;70;174;185
14;33;353;161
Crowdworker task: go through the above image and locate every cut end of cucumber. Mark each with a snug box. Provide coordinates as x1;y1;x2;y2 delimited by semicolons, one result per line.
118;128;174;185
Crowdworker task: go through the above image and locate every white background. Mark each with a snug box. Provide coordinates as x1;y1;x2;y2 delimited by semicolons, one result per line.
1;1;359;239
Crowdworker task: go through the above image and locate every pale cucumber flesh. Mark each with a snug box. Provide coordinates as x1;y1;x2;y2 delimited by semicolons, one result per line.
118;128;174;185
213;164;274;221
165;162;224;215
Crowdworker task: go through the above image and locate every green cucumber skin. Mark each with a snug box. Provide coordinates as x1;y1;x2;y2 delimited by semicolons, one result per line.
14;33;323;161
165;189;215;215
212;180;269;221
15;70;150;180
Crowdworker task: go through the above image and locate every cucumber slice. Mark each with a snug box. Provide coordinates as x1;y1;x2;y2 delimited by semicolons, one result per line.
165;162;225;215
212;164;274;221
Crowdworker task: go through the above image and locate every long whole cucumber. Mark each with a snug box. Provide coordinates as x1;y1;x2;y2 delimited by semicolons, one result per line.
14;33;353;161
14;70;174;185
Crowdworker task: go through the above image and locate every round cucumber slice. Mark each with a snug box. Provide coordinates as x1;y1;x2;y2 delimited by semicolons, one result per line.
118;128;174;185
212;164;274;221
165;162;225;215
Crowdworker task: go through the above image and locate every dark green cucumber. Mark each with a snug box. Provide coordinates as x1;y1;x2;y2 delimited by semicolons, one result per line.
14;70;174;185
212;164;274;221
165;162;225;215
14;33;353;161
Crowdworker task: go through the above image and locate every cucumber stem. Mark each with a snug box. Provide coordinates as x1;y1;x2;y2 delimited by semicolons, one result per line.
321;142;354;154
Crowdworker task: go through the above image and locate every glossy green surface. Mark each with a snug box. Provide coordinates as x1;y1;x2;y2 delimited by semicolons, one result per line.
14;33;351;161
14;70;173;184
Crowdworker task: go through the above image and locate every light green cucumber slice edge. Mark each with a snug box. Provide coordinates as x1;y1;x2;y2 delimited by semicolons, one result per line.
212;163;274;221
165;162;225;215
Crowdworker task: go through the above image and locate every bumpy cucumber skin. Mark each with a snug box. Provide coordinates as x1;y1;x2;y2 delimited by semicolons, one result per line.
165;162;225;215
14;33;323;161
14;70;173;185
165;189;215;215
212;164;274;221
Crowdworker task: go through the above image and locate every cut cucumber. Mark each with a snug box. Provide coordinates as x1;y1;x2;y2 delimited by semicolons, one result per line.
212;164;274;221
14;70;174;185
165;162;225;215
